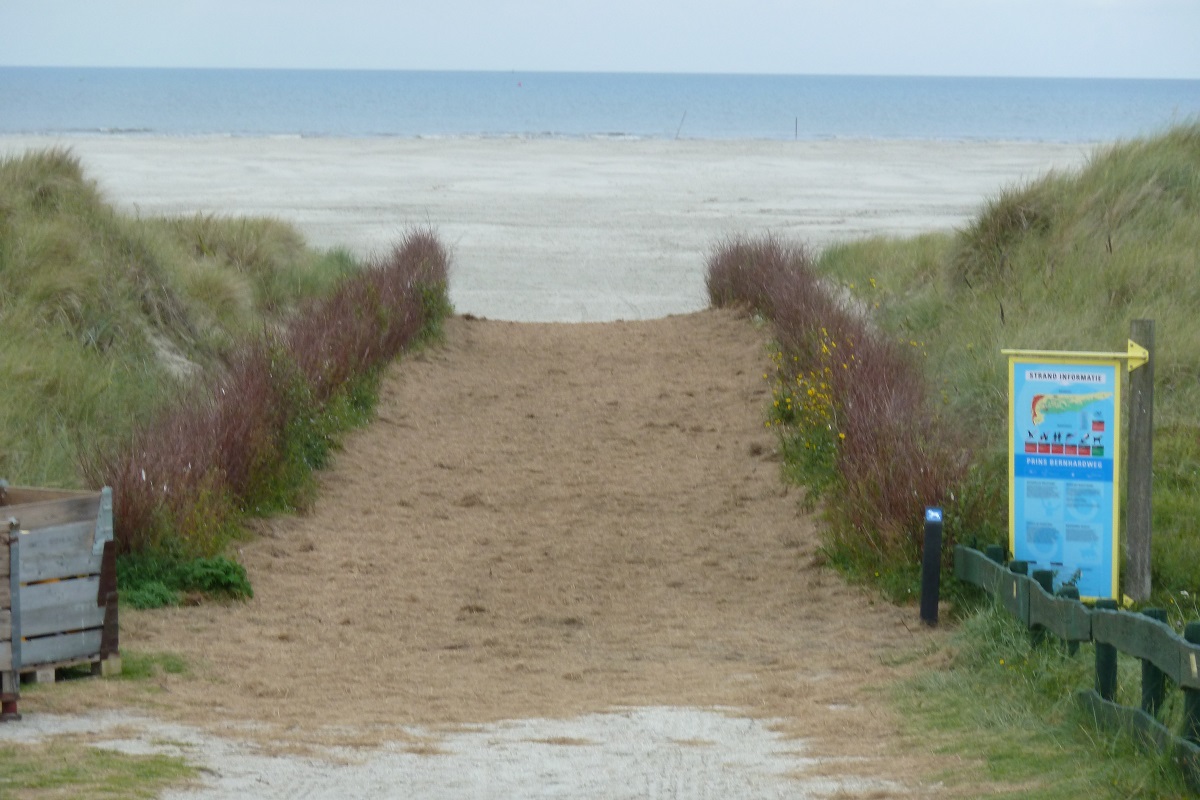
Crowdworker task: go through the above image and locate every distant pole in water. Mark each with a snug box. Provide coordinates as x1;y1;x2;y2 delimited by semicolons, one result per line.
675;111;687;140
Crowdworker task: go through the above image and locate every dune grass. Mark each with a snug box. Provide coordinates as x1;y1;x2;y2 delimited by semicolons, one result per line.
0;147;358;486
0;741;196;799
817;121;1200;601
709;120;1200;603
1;148;453;604
896;603;1192;799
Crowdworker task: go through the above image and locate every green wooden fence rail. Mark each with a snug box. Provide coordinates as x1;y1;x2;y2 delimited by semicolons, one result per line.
954;544;1200;792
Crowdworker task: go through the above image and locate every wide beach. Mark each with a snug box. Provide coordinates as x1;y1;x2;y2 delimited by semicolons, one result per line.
1;135;1092;321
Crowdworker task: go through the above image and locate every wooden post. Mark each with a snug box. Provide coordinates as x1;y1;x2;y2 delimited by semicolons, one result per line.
1141;607;1168;716
1126;319;1154;602
1094;599;1119;701
1032;570;1054;647
1;530;19;722
1184;622;1200;744
1057;585;1081;656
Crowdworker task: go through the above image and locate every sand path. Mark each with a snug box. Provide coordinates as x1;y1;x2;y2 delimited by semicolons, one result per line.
17;310;953;797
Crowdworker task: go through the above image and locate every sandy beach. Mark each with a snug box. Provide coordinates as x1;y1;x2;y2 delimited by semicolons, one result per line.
0;135;1092;321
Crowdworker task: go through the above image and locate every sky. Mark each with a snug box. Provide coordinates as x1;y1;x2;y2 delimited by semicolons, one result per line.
2;0;1198;79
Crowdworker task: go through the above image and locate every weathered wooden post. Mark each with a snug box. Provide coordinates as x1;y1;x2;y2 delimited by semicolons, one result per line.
1184;622;1200;744
1057;585;1081;656
1141;607;1168;716
1;524;20;722
1094;599;1119;701
919;507;943;627
1125;319;1154;602
1032;569;1054;647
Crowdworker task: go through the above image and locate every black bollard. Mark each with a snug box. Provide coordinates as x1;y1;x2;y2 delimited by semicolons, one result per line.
919;507;944;627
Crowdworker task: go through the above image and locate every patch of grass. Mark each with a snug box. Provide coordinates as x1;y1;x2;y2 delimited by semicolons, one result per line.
0;740;195;799
117;651;189;681
117;550;253;608
897;603;1192;798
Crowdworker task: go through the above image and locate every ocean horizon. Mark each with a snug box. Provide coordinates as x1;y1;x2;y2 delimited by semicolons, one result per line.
3;67;1198;143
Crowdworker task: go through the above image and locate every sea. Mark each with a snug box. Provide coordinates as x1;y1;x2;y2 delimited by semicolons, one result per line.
2;67;1198;142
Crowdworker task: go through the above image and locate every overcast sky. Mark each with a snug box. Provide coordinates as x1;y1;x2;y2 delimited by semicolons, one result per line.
2;0;1197;79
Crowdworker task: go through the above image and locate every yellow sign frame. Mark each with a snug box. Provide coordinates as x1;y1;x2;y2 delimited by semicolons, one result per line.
1006;349;1129;601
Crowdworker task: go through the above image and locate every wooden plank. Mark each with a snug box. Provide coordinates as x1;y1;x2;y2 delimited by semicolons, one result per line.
16;520;102;583
0;579;8;609
5;538;17;671
0;640;9;671
1092;609;1185;685
0;537;9;577
5;492;100;532
3;486;93;506
997;570;1030;627
1078;687;1200;793
20;629;102;668
1028;584;1092;641
0;608;9;632
1178;642;1200;691
955;546;1035;625
954;546;1005;595
18;577;105;638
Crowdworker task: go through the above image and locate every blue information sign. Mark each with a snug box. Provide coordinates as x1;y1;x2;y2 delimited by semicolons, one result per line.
1008;356;1121;600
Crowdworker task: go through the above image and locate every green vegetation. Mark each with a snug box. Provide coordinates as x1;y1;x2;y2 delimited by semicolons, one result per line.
0;148;453;605
0;148;358;485
898;603;1191;799
116;650;189;681
709;121;1200;602
0;740;195;799
708;121;1200;791
819;122;1200;601
117;552;253;608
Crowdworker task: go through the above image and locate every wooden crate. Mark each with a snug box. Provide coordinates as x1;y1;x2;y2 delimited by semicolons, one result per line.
1;484;119;718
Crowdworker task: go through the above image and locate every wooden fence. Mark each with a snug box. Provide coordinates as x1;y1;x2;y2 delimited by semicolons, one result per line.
1;485;120;720
955;544;1200;791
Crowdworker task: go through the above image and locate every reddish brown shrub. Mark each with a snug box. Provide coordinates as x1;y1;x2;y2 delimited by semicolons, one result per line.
707;232;970;563
84;228;453;556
